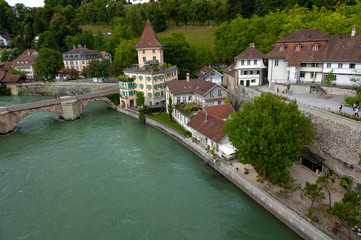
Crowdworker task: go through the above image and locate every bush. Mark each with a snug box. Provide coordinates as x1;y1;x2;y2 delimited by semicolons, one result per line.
0;84;11;96
185;131;192;137
339;175;352;189
106;93;120;106
344;96;360;105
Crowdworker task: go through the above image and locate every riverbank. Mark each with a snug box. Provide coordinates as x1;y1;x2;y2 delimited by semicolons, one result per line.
116;107;333;240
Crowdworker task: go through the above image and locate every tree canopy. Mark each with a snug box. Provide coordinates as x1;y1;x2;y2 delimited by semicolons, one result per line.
34;48;64;81
224;93;317;183
83;59;110;78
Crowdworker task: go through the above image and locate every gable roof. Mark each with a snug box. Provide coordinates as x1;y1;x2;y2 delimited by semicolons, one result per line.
187;104;235;143
0;33;14;41
196;66;222;79
167;79;217;96
235;46;265;59
64;46;100;54
265;29;361;65
134;19;165;48
0;62;12;72
11;49;38;67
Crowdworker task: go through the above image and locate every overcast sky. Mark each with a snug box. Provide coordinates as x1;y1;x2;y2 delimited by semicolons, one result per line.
5;0;45;7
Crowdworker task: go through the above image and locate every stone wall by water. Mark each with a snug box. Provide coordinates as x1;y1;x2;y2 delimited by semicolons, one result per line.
8;82;118;96
234;86;361;186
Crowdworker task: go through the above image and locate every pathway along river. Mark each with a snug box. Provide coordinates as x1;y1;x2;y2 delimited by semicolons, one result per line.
0;96;300;240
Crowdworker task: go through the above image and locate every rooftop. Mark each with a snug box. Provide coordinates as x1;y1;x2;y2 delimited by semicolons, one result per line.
134;19;165;49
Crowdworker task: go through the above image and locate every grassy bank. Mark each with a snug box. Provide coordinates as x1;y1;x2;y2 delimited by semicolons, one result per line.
151;113;189;135
158;27;216;51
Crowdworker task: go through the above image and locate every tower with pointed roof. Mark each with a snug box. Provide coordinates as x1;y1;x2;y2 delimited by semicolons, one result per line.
121;20;178;108
135;19;164;67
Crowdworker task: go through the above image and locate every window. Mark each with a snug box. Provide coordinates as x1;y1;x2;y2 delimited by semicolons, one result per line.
300;72;305;78
251;79;255;83
182;96;186;103
312;63;318;67
311;72;317;78
312;45;319;51
280;46;284;52
338;63;343;68
153;56;156;61
244;70;248;75
148;93;152;97
301;63;307;67
139;76;143;80
350;64;356;69
142;50;145;54
188;96;192;101
147;85;152;90
275;60;279;66
218;101;222;105
143;57;146;62
256;70;260;74
326;63;331;68
161;91;164;96
295;45;301;51
177;97;181;103
218;89;222;96
152;49;155;53
140;84;144;89
241;60;244;65
247;60;251;65
250;70;254;75
210;90;214;97
254;60;257;65
240;80;244;86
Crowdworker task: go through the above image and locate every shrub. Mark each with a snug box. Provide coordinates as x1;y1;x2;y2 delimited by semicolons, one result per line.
106;93;120;106
0;84;11;96
339;175;352;189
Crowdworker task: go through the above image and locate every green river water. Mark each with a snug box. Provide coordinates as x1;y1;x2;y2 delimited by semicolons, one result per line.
0;96;300;240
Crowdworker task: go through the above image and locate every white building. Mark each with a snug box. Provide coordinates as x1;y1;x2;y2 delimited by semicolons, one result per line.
266;27;361;87
0;33;13;47
196;66;223;85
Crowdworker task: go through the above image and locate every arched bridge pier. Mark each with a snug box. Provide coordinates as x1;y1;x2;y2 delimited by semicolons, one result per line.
0;89;119;135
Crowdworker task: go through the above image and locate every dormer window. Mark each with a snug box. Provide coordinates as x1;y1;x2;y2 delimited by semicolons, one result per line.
295;45;301;51
280;46;285;52
312;44;319;51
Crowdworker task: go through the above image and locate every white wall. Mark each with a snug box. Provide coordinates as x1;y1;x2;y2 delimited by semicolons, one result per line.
267;59;289;87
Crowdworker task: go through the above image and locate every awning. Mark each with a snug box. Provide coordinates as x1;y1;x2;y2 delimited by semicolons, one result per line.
219;143;236;156
303;149;325;164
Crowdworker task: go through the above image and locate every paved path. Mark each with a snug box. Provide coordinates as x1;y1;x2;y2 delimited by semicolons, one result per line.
258;85;357;117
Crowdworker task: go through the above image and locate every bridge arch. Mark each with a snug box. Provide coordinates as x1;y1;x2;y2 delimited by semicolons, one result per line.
5;107;64;134
77;97;117;114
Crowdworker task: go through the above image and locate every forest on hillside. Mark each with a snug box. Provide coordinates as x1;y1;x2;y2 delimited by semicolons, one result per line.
0;0;360;78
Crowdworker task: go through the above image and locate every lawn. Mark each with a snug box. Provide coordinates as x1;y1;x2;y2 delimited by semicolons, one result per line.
158;27;216;51
151;113;189;135
80;25;112;34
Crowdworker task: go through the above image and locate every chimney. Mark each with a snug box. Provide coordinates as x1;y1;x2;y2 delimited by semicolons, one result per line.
73;45;75;49
204;108;208;122
78;44;81;48
186;73;190;82
250;43;255;48
27;49;30;55
351;25;356;37
210;75;213;82
84;45;86;49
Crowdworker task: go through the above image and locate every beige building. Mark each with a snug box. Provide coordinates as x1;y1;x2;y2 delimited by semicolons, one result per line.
11;49;38;79
62;45;111;73
123;20;178;107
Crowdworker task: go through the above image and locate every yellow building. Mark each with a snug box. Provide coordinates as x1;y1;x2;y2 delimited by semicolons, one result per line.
122;20;178;107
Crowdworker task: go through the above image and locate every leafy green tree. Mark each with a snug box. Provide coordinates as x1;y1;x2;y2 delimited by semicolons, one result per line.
34;48;64;81
11;48;21;59
224;93;317;183
136;91;145;107
332;191;361;240
168;95;173;122
300;182;325;211
113;38;138;71
83;60;111;79
0;49;11;62
316;175;335;207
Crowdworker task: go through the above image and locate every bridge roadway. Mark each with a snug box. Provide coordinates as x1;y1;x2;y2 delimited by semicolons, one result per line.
0;89;119;134
0;89;119;113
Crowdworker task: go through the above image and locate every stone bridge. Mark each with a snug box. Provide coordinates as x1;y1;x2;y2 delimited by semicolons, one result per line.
0;89;119;135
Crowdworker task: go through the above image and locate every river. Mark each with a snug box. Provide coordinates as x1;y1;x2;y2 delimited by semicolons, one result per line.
0;96;300;240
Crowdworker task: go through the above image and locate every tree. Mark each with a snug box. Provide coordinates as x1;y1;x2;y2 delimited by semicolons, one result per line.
34;48;64;81
316;175;335;207
224;93;317;183
0;49;11;62
168;95;173;123
300;182;325;211
136;91;145;107
332;191;361;240
83;59;110;79
325;70;334;93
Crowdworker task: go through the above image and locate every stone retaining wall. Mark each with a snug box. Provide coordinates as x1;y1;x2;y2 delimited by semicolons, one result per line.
116;107;333;240
9;82;118;96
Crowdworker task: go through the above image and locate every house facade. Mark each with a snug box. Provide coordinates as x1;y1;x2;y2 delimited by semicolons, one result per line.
266;27;361;87
186;104;236;158
62;45;110;73
196;66;223;85
11;49;38;79
0;33;14;47
123;19;178;107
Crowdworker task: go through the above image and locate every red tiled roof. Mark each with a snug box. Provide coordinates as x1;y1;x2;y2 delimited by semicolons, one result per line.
221;67;236;77
64;46;100;54
0;33;14;41
1;74;25;84
0;62;11;72
167;79;217;96
0;71;5;81
205;97;226;102
187;104;235;143
134;19;165;48
235;46;265;59
196;66;213;79
12;49;38;67
265;29;361;65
